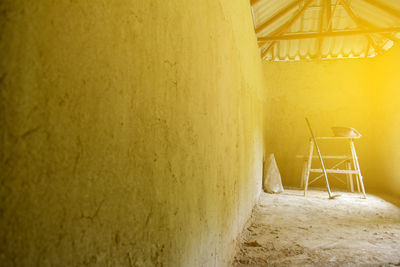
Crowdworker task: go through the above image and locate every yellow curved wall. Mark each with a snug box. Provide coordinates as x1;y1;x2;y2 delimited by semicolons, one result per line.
0;1;265;265
369;45;400;197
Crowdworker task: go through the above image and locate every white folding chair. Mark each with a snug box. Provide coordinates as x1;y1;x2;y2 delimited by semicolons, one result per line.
301;126;366;199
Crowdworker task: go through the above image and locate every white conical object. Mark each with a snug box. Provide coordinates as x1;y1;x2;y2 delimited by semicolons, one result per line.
263;154;284;194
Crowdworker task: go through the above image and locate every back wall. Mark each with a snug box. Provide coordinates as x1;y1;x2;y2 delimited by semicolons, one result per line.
263;54;379;191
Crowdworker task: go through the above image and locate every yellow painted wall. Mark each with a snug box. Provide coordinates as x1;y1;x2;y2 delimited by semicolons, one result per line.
0;1;265;265
368;44;400;197
263;56;377;190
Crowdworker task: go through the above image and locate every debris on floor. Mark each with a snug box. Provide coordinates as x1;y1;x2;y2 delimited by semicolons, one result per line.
232;189;400;266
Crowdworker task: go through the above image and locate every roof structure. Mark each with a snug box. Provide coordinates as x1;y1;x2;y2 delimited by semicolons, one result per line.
250;0;400;61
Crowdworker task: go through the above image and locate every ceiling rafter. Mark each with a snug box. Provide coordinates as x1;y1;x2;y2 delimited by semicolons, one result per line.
325;0;332;31
327;0;341;31
250;0;262;7
260;43;273;59
323;0;331;31
257;27;400;41
255;0;303;34
338;0;383;53
357;17;399;41
260;0;315;59
362;0;400;19
316;0;328;58
252;0;400;60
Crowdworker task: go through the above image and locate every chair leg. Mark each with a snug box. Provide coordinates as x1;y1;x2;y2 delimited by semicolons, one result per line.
350;140;366;199
345;161;348;191
346;161;354;192
304;139;314;197
300;160;307;189
358;175;366;199
350;141;361;192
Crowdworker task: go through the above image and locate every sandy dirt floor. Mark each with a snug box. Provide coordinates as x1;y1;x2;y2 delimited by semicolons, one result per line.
232;189;400;266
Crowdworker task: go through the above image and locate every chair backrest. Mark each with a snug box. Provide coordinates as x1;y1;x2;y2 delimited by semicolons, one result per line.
331;127;362;138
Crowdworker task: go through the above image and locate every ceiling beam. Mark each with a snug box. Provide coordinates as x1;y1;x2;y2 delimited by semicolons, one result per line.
250;0;262;6
356;17;400;41
316;0;327;58
339;0;382;53
255;0;303;34
327;0;340;31
257;28;400;41
362;0;400;19
325;0;331;31
261;0;314;59
259;0;314;58
319;1;326;33
261;42;275;59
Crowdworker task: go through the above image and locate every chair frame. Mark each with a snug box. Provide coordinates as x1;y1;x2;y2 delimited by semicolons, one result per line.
300;136;366;199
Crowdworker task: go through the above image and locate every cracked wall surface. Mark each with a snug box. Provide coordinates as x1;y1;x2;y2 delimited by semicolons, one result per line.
0;0;265;266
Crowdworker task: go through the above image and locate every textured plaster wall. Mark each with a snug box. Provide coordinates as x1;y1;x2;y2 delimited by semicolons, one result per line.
0;0;265;266
368;44;400;197
262;58;377;189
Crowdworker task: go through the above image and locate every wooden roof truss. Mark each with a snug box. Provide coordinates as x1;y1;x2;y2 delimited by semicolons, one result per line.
251;0;400;60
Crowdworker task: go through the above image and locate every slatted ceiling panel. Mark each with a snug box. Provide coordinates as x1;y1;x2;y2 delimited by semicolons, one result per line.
333;9;351;29
321;37;332;56
343;37;355;55
383;39;395;49
302;9;319;32
331;37;343;56
345;37;355;55
279;42;289;58
310;40;317;57
261;12;296;36
353;1;398;27
290;41;297;58
352;2;384;26
253;1;299;35
252;0;286;21
374;35;385;46
386;0;400;9
299;39;311;56
291;40;301;58
289;40;301;58
280;42;288;59
377;36;390;50
361;0;400;15
252;0;400;61
280;41;288;58
308;39;316;55
367;44;375;56
354;35;367;54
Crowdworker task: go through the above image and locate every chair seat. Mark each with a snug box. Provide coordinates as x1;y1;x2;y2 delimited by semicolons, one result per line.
331;126;362;138
309;168;359;174
297;155;352;159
